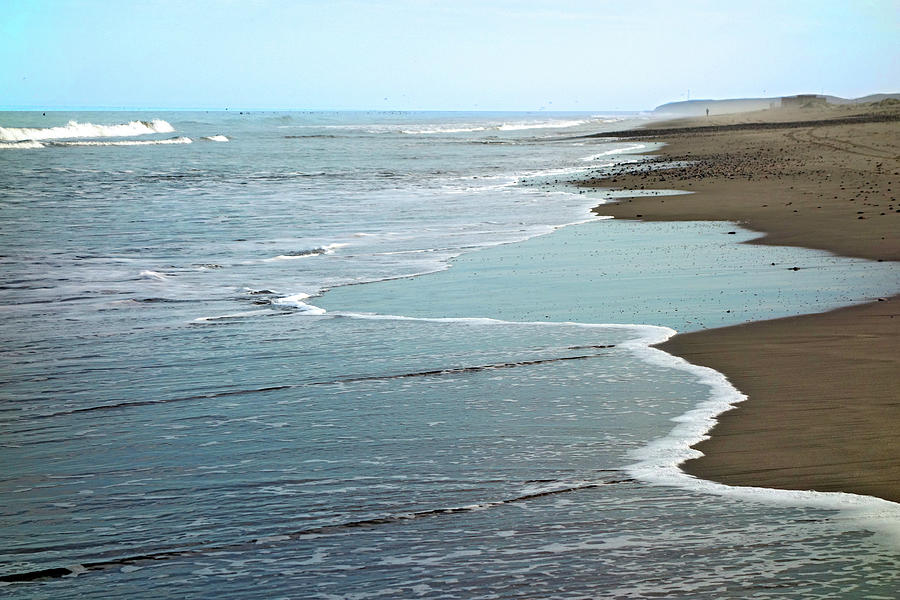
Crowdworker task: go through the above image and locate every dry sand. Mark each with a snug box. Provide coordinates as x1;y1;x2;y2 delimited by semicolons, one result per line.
578;102;900;502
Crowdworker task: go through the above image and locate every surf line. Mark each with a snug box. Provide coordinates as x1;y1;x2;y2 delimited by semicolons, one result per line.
0;477;635;584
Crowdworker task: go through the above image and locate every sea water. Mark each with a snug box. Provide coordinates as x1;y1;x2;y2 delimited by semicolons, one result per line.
1;111;899;598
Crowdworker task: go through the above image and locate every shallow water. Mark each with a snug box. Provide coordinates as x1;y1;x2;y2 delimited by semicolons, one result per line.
321;218;895;332
2;111;899;598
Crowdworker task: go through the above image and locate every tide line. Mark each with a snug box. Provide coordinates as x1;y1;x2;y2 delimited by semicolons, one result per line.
627;341;900;543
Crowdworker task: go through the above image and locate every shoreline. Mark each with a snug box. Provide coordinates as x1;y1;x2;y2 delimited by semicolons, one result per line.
578;104;900;503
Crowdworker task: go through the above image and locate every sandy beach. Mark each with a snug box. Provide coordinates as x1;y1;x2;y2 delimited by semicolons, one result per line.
579;102;900;502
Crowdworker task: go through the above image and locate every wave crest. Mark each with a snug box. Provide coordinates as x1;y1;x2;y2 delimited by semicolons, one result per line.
0;119;175;142
0;140;45;149
264;243;348;262
271;293;327;315
52;136;192;147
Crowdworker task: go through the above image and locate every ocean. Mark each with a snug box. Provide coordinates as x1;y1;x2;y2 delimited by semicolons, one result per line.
2;111;899;598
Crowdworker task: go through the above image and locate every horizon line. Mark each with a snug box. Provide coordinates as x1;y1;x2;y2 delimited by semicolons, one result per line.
0;106;649;113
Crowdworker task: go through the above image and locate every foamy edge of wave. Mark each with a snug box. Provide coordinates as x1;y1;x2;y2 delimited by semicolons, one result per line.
331;312;673;343
401;126;489;135
52;136;193;147
317;214;614;299
627;342;900;543
327;311;900;541
580;143;648;161
497;119;590;131
400;117;627;135
0;140;45;149
264;243;348;262
271;293;327;314
138;270;169;281
0;119;175;141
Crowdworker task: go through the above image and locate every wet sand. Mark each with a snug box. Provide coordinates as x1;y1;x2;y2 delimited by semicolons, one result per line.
578;103;900;502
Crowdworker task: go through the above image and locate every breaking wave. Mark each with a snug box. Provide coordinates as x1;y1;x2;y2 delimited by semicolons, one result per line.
271;293;327;314
401;125;490;135
281;116;626;136
264;243;348;262
0;140;45;150
497;119;592;131
50;137;192;147
138;270;169;281
0;119;175;142
400;117;626;135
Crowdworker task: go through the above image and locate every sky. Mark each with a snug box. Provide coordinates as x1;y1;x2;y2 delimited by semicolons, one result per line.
1;0;898;111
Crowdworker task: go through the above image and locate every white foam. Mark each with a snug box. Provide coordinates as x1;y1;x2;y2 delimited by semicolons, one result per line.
264;243;348;262
272;293;327;315
272;292;310;303
497;119;590;131
331;312;672;347
53;136;192;147
402;118;599;135
265;255;304;262
321;214;611;296
394;116;626;135
0;119;175;141
581;143;647;161
0;140;45;149
138;270;168;281
627;343;900;544
201;134;229;142
401;126;488;134
324;309;900;541
515;163;606;181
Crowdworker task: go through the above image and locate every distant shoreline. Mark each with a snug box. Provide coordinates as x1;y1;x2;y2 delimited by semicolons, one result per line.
578;103;900;502
580;112;900;139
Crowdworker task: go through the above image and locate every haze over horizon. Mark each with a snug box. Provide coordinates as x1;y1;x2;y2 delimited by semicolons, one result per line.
2;0;898;111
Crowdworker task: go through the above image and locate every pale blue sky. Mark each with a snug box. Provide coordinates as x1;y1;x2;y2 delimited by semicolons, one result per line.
2;0;897;110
